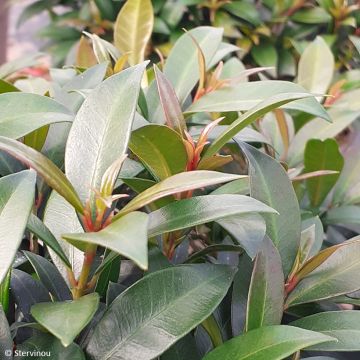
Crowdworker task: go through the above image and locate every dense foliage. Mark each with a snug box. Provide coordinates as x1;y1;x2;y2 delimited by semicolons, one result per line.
0;1;360;359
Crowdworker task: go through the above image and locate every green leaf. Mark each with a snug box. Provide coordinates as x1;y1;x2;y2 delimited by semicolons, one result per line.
161;334;200;360
297;36;334;94
147;27;223;123
0;137;84;214
0;305;12;360
291;310;360;351
216;214;266;259
186;81;330;121
115;170;243;218
0;53;41;79
202;92;322;159
224;1;261;26
251;42;277;77
0;79;19;94
304;139;344;207
65;63;147;205
24;124;49;152
246;236;284;331
63;212;149;270
186;244;244;263
285;237;360;307
292;7;332;24
325;205;360;226
0;92;73;139
0;170;36;283
27;213;71;268
95;252;121;297
114;0;154;66
154;65;187;135
239;143;301;276
148;194;275;237
202;325;335;360
31;293;100;347
288;90;360;166
17;333;85;360
0;270;10;313
23;251;71;301
129;124;188;181
43;191;84;283
86;264;236;360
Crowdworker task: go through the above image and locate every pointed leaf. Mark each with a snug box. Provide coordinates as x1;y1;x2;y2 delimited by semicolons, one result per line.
186;81;330;121
115;171;243;218
65;63;147;204
114;0;154;66
24;251;71;301
63;212;149;270
0;92;73;139
286;237;360;307
0;137;84;213
148;194;275;238
238;142;301;276
246;236;284;331
27;213;71;268
31;293;100;347
154;66;186;135
86;264;236;360
0;170;36;283
147;27;223;123
202;325;335;360
203;92;317;159
129;124;188;181
291;310;360;351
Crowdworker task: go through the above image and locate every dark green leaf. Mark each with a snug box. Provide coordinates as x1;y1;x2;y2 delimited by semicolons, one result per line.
202;325;335;360
24;251;71;301
246;236;284;331
31;293;100;347
291;310;360;351
87;264;236;360
239;142;301;276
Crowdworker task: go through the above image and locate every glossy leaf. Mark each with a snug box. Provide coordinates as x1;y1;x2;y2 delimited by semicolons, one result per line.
43;191;84;282
114;0;154;66
148;194;275;237
86;264;236;360
0;92;73;139
291;310;360;351
0;137;84;214
304;139;344;207
11;269;51;321
0;170;36;283
154;65;186;135
186;81;330;121
239;142;301;276
27;214;71;268
246;236;284;331
161;334;200;360
286;237;360;307
115;171;243;218
63;212;149;270
216;214;266;259
0;79;19;94
147;27;223;123
65;63;147;204
202;325;335;360
203;92;317;159
297;37;334;94
17;333;85;359
24;251;71;301
129;124;188;181
31;293;100;347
